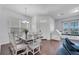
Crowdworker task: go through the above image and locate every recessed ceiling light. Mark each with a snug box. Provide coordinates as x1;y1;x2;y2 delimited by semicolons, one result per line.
73;9;79;13
71;7;79;13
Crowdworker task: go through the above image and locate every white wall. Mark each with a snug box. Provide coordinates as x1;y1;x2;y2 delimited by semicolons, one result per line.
0;7;23;44
0;6;9;44
36;16;55;40
50;17;55;33
31;16;37;33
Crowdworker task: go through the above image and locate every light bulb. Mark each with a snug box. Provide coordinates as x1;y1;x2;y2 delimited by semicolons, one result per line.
22;20;29;23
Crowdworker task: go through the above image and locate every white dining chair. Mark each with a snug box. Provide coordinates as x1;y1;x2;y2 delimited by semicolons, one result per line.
26;33;42;55
9;32;28;55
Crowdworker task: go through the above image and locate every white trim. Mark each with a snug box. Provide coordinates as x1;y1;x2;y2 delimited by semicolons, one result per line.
0;41;10;45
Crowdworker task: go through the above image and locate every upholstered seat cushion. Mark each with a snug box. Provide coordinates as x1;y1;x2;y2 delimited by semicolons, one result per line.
16;43;27;51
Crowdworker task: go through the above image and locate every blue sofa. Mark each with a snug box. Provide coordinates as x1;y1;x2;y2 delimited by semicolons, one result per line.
57;38;79;55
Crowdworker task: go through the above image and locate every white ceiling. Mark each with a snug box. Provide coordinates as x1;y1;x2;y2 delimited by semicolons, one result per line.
2;4;79;19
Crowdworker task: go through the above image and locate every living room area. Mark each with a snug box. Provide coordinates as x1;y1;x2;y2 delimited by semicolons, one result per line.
0;4;79;55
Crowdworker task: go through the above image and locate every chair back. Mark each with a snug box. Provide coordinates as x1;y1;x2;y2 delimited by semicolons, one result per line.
9;32;17;50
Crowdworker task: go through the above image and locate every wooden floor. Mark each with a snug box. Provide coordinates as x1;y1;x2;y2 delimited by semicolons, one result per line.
1;40;60;55
40;40;60;55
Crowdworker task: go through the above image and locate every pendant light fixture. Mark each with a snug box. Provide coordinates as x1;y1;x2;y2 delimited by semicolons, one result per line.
22;8;29;24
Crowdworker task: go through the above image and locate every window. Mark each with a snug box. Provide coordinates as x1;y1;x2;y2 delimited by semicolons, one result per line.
71;21;78;35
63;22;69;34
63;22;69;31
63;20;79;36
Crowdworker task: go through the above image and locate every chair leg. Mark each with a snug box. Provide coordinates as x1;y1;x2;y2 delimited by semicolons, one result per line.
26;49;28;55
33;49;34;55
0;45;1;54
39;46;41;54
